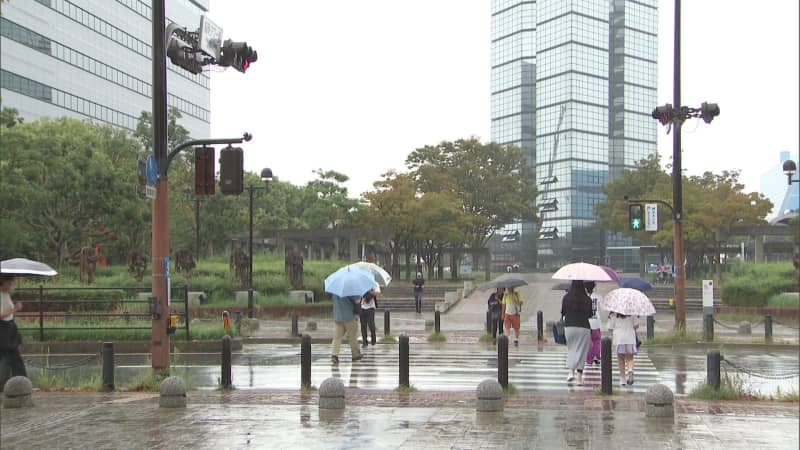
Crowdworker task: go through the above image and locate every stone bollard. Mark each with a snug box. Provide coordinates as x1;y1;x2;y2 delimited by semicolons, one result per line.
644;383;674;417
159;376;187;408
476;379;504;412
737;321;752;335
305;320;318;331
318;377;345;409
3;376;33;408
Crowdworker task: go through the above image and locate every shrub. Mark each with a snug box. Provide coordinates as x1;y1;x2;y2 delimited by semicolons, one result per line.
768;293;800;309
721;262;795;307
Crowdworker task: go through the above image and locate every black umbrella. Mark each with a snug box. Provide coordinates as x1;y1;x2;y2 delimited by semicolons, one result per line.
492;277;528;289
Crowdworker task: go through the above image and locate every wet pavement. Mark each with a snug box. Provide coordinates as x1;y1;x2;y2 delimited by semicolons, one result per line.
1;390;798;449
4;273;798;448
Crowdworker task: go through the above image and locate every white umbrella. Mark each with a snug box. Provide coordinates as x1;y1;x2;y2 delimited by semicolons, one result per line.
0;258;58;277
599;288;656;316
346;261;392;286
552;262;617;282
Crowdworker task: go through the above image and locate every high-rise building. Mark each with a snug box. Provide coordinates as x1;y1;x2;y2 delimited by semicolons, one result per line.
490;0;658;269
1;0;210;139
760;151;800;218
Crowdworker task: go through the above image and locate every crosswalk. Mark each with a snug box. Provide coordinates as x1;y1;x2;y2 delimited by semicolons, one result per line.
173;343;661;393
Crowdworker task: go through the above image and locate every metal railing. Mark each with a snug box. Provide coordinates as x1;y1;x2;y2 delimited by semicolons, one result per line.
13;285;191;341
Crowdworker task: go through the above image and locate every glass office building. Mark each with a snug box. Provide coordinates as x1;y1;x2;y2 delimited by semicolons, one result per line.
490;0;658;269
1;0;210;139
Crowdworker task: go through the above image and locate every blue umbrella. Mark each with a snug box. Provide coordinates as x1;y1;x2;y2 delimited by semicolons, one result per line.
324;267;377;298
618;277;653;292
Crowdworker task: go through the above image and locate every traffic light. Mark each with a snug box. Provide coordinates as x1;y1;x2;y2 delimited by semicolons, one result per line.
167;30;204;74
700;102;720;123
194;146;215;195
219;146;243;195
629;204;644;231
651;104;674;125
219;39;257;73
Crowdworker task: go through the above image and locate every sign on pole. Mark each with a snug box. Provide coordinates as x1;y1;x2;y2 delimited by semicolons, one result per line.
702;279;714;315
645;203;658;231
199;16;223;61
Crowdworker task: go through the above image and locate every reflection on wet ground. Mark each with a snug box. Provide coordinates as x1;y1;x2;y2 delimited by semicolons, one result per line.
23;344;799;397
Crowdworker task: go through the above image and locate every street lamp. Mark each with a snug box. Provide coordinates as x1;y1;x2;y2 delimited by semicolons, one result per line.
245;167;273;318
783;160;798;185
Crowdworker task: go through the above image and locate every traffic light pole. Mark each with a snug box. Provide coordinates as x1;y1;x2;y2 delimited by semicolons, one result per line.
671;0;687;333
151;0;253;370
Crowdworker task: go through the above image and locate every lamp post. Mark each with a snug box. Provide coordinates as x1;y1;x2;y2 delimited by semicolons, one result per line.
245;168;273;318
182;188;202;258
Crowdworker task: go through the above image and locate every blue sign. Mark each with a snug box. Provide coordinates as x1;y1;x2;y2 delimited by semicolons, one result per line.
146;155;158;185
164;256;170;278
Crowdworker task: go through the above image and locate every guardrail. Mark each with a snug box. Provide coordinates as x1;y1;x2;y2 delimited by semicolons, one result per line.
13;285;191;341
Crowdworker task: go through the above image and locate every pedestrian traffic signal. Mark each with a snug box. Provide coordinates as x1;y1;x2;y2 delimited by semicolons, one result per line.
219;146;243;195
194;146;215;195
219;40;257;73
629;204;644;230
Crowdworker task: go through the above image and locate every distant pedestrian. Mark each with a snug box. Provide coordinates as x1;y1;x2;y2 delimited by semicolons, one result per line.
487;287;505;344
330;294;363;364
561;280;592;385
584;282;602;365
607;312;639;385
412;272;425;314
0;275;27;384
360;288;378;347
502;286;524;346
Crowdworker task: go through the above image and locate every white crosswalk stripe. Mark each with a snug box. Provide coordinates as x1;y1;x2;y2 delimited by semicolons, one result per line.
198;344;660;393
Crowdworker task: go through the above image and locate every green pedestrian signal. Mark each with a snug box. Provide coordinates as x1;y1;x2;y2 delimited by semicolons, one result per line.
629;204;644;231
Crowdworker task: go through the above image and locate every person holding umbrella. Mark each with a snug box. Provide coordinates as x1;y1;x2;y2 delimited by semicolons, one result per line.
560;280;592;384
600;288;654;386
487;287;505;344
359;287;379;347
502;286;524;346
0;275;27;381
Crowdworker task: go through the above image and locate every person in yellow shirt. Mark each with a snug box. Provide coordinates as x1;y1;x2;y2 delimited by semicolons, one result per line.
502;286;523;346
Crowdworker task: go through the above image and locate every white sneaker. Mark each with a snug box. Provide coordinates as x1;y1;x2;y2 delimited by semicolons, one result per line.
566;375;575;382
619;381;627;386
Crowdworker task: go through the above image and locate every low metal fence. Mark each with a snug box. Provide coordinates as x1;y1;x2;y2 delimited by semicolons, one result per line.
13;285;191;341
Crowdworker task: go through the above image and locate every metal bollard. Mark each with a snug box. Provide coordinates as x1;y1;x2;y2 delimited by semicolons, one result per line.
384;310;391;336
537;310;543;342
703;314;714;342
485;311;491;334
707;350;721;390
764;314;773;342
102;342;114;391
497;335;508;389
291;312;299;337
434;311;441;334
234;310;242;335
646;316;655;340
221;335;232;388
247;288;255;318
601;337;612;394
301;334;311;389
399;334;409;387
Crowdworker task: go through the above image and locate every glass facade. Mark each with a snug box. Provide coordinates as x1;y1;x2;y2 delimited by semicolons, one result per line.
490;0;658;268
0;0;210;138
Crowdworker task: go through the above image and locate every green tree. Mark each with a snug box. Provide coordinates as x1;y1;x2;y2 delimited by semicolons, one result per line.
300;169;364;229
134;107;191;153
0;107;24;128
0;117;144;265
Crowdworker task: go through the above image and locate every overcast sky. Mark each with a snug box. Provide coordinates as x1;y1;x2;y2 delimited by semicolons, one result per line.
207;1;799;200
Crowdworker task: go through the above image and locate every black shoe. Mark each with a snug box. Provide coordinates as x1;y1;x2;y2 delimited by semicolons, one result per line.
514;340;519;346
371;341;376;346
331;355;339;364
352;354;363;362
362;342;368;348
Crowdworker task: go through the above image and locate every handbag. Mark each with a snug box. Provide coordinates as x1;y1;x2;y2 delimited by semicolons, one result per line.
0;320;22;351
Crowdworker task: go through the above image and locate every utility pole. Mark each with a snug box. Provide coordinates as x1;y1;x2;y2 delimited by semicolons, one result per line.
651;0;719;333
149;3;258;371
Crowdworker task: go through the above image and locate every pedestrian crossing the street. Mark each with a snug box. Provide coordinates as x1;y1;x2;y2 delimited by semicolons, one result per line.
187;343;660;393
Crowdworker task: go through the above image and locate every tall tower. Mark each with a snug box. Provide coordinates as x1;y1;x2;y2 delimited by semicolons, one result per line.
490;0;658;268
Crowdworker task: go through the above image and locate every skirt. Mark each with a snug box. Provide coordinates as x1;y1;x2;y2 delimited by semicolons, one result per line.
564;327;591;371
616;344;638;356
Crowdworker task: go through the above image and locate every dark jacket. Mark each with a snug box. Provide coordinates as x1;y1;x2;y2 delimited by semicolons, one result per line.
487;293;503;316
561;288;592;329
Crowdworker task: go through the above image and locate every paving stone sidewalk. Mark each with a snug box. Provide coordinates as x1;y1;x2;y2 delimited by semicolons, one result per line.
1;390;798;449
